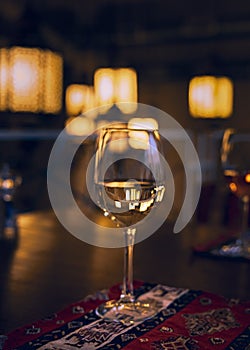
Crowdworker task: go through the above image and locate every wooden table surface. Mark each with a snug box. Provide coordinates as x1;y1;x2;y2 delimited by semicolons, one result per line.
0;210;249;335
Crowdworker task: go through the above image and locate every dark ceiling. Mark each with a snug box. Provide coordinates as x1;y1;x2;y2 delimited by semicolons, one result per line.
1;0;250;85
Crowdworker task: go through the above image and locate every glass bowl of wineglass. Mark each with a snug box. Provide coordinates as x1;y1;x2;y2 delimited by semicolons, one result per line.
220;128;250;258
93;124;166;324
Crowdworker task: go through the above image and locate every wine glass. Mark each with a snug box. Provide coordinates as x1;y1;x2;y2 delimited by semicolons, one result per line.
220;128;250;258
93;125;166;324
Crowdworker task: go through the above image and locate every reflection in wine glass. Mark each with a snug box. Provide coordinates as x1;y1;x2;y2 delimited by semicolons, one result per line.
220;129;250;258
93;125;166;324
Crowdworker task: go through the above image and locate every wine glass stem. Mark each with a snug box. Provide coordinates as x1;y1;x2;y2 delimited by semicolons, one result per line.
240;196;249;242
121;228;136;302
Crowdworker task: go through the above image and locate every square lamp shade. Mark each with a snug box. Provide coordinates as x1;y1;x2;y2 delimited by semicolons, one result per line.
188;75;233;118
65;84;95;116
94;67;137;114
0;46;63;114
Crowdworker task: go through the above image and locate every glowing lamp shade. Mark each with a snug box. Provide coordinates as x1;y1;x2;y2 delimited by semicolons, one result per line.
188;76;233;118
0;46;63;114
66;84;95;116
94;67;137;113
65;116;95;136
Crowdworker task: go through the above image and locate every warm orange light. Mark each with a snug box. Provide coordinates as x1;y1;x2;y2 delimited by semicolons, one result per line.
65;116;95;136
1;179;14;189
245;174;250;183
115;68;137;113
128;117;158;130
94;68;115;112
10;47;40;112
66;84;96;116
0;49;8;111
43;50;63;114
229;182;237;192
94;67;137;113
0;46;63;113
189;76;233;118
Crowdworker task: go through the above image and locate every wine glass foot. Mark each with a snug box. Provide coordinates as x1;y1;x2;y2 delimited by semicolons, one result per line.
96;299;158;325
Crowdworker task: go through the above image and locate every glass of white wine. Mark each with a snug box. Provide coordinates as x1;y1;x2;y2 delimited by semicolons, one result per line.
220;128;250;258
94;125;166;324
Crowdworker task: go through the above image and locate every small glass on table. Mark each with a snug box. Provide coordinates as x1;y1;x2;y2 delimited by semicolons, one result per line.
220;128;250;258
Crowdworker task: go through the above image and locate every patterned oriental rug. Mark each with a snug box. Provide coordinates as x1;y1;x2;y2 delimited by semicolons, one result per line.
2;281;250;350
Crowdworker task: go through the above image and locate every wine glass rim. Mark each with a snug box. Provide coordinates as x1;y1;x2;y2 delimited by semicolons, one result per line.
101;126;159;132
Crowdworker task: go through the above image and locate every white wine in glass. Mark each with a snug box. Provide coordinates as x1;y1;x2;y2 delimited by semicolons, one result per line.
94;125;166;324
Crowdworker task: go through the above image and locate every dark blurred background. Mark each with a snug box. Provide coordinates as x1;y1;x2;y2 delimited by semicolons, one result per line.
1;0;250;123
0;0;250;218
